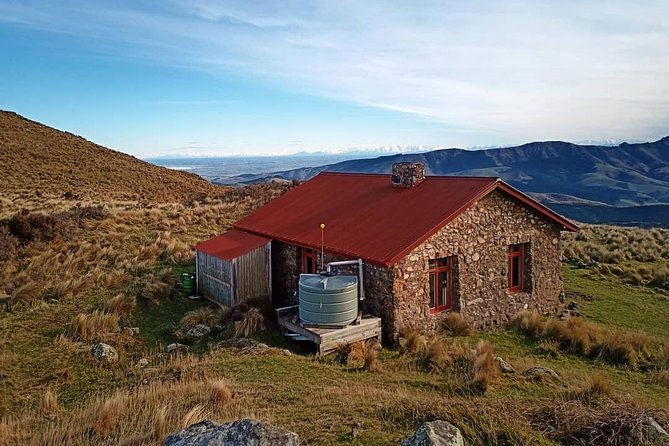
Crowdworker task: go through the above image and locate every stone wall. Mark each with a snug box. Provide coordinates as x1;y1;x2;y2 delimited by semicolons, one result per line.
271;241;301;307
390;190;564;339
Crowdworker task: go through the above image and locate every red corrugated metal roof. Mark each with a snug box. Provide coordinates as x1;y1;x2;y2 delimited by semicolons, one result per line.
195;229;270;260
234;172;577;266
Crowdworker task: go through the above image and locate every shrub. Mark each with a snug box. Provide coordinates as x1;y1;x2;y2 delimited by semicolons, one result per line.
233;307;264;338
67;311;120;341
7;210;71;243
440;313;474;336
0;227;18;261
105;293;137;318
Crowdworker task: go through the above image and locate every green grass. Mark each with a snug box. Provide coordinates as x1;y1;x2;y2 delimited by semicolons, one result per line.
563;265;669;339
2;263;668;445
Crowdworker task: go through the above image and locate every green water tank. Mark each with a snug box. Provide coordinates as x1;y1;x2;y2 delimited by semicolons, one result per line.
298;274;358;326
182;273;194;294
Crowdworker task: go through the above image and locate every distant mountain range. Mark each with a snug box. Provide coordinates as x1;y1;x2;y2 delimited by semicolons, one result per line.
221;138;669;227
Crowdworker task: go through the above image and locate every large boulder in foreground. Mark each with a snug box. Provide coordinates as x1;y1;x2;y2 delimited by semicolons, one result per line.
163;419;299;446
401;420;464;446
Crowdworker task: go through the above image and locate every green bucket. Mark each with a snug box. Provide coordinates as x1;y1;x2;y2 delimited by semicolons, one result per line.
182;273;195;294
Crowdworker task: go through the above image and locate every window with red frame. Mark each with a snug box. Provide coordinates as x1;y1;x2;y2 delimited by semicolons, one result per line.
508;243;527;291
428;257;454;312
302;248;318;274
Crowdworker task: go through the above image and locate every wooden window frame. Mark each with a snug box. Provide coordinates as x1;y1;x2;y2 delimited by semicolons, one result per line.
301;248;318;274
508;244;525;292
428;257;453;313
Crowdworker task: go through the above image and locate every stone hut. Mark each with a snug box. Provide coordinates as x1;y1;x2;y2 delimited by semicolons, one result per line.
198;163;578;341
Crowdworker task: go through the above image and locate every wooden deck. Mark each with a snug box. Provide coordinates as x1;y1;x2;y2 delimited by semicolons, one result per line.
276;306;382;355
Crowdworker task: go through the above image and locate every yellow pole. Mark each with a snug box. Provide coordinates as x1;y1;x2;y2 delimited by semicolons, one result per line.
320;223;325;270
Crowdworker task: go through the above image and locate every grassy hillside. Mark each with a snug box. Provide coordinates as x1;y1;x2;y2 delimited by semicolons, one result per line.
0;111;219;203
1;191;667;445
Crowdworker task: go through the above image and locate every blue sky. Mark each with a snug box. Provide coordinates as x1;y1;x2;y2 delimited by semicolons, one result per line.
1;1;668;157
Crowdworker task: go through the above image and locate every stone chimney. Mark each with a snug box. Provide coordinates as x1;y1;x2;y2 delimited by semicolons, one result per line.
391;162;425;188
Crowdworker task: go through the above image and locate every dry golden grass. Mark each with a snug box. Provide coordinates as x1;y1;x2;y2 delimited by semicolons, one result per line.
0;111;220;203
233;308;264;338
180;308;219;330
509;310;545;338
363;341;381;372
210;380;232;407
469;341;500;394
180;404;210;430
417;336;451;373
7;282;42;310
40;390;59;417
67;311;120;341
543;317;601;355
398;327;427;355
105;294;136;318
440;313;474;336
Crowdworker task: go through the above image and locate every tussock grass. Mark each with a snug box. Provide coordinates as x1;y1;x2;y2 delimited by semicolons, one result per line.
67;311;120;341
233;308;264;338
511;311;666;370
509;310;544;338
398;328;427;355
210;380;232;407
7;282;42;310
105;294;136;318
469;341;500;394
439;313;474;336
180;308;219;330
363;341;382;372
40;390;59;417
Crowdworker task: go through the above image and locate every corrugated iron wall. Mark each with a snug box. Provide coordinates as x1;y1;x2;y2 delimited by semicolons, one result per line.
234;243;271;301
196;243;270;307
196;251;234;306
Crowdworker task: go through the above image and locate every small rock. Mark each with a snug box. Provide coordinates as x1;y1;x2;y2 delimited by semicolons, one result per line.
163;419;299;446
165;343;186;353
91;343;118;363
401;420;464;446
122;327;140;336
186;324;211;338
135;358;149;368
642;417;669;443
495;357;516;374
522;366;559;381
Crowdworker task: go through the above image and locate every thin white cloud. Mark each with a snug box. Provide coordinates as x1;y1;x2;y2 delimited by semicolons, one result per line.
2;0;669;142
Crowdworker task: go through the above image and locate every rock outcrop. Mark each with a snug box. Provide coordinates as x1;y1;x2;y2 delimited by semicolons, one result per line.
91;343;118;363
163;419;299;446
401;420;464;446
